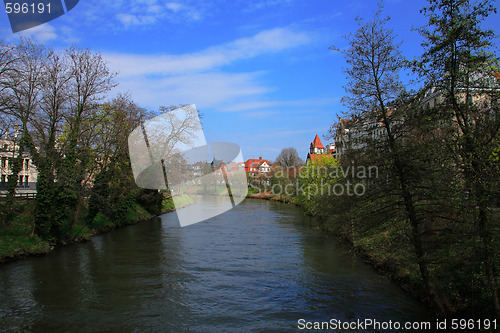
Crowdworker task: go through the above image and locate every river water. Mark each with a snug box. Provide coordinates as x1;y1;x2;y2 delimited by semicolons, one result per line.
0;199;430;332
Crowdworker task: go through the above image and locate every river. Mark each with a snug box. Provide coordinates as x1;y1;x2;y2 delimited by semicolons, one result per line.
0;199;430;332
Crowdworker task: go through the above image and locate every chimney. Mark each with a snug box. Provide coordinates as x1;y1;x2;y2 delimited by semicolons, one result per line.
14;124;19;138
259;156;262;160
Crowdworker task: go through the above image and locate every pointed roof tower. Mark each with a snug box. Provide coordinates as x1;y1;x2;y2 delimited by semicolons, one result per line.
312;135;324;149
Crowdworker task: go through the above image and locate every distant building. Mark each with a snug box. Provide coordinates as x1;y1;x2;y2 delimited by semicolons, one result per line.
334;112;398;159
244;157;273;176
310;135;324;154
333;69;500;159
306;135;336;163
0;131;38;195
230;162;246;172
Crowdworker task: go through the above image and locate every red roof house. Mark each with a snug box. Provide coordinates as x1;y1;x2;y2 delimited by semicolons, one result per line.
244;157;273;174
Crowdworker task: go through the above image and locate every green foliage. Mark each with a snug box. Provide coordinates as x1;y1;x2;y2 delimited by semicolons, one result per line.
298;157;342;215
0;234;49;260
91;213;113;231
0;202;50;260
247;187;259;195
136;189;163;216
69;224;92;240
416;0;500;317
123;202;151;225
86;169;111;225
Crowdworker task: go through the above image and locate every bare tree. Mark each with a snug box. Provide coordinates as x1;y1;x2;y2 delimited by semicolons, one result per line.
0;41;18;119
57;46;118;229
275;147;303;169
1;39;48;200
31;50;72;235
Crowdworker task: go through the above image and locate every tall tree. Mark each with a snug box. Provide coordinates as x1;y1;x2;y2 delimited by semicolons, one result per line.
57;46;117;231
2;39;48;201
85;94;148;225
0;42;18;141
31;50;72;236
332;3;451;313
416;0;500;317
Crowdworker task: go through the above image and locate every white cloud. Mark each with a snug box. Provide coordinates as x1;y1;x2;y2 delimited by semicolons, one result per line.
13;24;58;42
116;13;156;27
147;5;162;13
104;27;312;110
71;0;208;31
243;0;294;13
104;27;311;77
165;2;182;12
2;23;61;43
221;97;339;112
116;13;140;26
103;26;309;109
113;72;272;109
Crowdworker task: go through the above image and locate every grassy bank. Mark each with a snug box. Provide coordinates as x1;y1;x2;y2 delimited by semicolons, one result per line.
0;194;192;264
246;188;300;205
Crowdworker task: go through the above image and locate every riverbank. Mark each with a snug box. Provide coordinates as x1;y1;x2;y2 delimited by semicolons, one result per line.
0;194;192;265
246;190;299;205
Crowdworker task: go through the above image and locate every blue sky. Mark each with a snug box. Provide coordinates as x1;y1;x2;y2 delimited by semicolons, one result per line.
1;0;499;161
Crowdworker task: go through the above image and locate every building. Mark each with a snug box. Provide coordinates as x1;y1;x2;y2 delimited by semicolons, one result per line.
334;109;403;159
0;135;38;195
230;162;246;172
210;158;230;184
306;135;337;163
335;78;499;159
244;157;273;176
310;135;324;154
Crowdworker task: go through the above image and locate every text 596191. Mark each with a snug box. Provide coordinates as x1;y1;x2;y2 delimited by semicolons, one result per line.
5;2;51;14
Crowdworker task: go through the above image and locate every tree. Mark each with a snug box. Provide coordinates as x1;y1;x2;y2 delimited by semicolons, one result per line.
129;104;203;192
331;3;452;314
298;155;341;215
1;39;48;201
56;46;117;231
30;50;73;236
86;94;149;225
416;0;500;317
0;41;18;121
274;147;304;169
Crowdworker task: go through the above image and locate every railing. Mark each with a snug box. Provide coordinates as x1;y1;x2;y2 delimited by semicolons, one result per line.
0;192;36;200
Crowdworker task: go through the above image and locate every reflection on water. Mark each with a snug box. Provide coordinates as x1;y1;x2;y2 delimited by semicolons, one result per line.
0;199;430;332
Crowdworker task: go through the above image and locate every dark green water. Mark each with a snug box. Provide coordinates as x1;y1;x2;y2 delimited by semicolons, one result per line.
0;199;430;332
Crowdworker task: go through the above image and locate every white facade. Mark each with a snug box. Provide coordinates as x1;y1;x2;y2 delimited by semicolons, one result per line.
259;161;271;173
0;138;38;193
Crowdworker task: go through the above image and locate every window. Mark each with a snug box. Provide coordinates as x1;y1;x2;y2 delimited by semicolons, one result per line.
19;175;23;185
1;175;5;183
25;159;29;170
25;175;29;184
1;157;5;168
